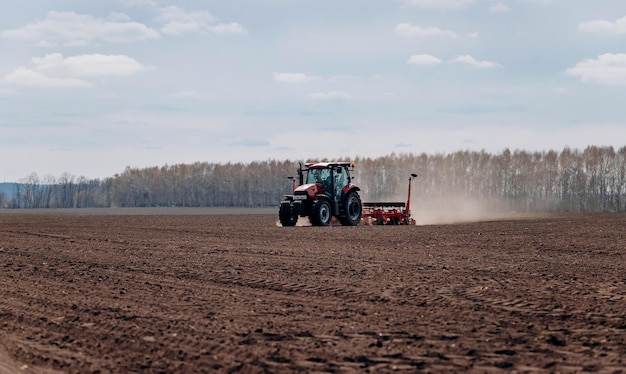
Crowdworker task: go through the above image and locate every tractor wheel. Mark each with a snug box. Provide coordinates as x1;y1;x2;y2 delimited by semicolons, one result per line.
279;202;298;227
340;191;362;226
310;199;332;226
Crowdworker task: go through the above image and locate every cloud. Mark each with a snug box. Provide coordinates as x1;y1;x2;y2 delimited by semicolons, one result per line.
1;7;246;45
309;91;351;100
3;53;151;88
274;72;320;83
579;15;626;35
3;68;91;88
566;53;626;86
489;2;510;13
156;6;213;35
107;12;132;22
156;6;246;36
407;54;443;65
395;23;459;38
402;0;475;10
0;11;160;46
211;23;247;35
33;53;150;76
449;55;502;68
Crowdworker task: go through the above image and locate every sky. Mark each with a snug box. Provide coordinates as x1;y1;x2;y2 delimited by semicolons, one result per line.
2;0;626;181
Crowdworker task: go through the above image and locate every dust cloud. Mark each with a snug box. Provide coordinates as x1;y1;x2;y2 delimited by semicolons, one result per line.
276;217;312;227
410;195;529;226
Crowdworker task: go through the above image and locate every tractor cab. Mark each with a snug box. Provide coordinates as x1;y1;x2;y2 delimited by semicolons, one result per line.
304;164;350;198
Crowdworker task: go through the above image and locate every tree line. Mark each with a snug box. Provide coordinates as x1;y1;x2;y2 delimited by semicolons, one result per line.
2;146;625;212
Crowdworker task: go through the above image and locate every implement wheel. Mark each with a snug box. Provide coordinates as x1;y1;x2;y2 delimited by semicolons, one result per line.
340;191;362;226
310;199;332;226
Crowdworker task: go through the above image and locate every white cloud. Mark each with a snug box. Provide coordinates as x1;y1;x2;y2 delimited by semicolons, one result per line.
403;0;475;10
107;12;133;22
489;2;510;13
579;16;626;35
407;54;443;65
157;6;213;35
211;23;247;35
3;68;91;88
309;91;351;100
274;72;320;83
0;7;246;46
449;55;502;68
395;23;459;38
3;53;151;88
32;53;150;77
156;6;246;36
566;53;626;86
159;21;200;35
0;11;160;46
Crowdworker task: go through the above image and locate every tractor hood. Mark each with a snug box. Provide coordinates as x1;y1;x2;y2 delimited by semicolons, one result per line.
294;183;322;199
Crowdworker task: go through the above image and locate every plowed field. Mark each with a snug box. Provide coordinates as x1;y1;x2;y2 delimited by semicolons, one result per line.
1;210;625;373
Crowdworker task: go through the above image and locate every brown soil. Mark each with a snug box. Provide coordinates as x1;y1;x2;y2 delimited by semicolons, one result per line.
0;210;625;373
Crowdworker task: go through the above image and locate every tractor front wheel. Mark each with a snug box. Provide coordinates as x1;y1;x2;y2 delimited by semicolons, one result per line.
279;202;298;227
340;191;362;226
310;199;332;226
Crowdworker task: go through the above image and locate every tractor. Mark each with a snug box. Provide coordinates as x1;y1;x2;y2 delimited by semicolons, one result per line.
279;161;362;226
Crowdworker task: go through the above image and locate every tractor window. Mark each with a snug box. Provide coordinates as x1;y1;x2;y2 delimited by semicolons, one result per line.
335;167;348;193
306;168;333;195
305;169;319;184
306;168;331;185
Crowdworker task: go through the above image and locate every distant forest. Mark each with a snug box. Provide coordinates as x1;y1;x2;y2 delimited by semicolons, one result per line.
2;145;626;212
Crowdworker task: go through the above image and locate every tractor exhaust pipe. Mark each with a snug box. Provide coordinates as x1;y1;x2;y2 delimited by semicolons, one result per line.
288;176;296;193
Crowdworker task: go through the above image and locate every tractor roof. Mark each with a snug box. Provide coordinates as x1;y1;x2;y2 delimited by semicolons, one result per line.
305;161;354;169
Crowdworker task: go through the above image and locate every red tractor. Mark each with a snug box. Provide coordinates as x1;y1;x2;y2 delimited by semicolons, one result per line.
279;161;362;226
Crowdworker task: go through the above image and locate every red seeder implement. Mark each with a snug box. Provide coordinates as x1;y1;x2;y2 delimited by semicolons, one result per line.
362;174;417;225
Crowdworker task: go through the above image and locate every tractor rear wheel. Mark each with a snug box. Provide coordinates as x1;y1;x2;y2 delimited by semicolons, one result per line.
340;191;362;226
310;199;332;226
279;202;298;227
